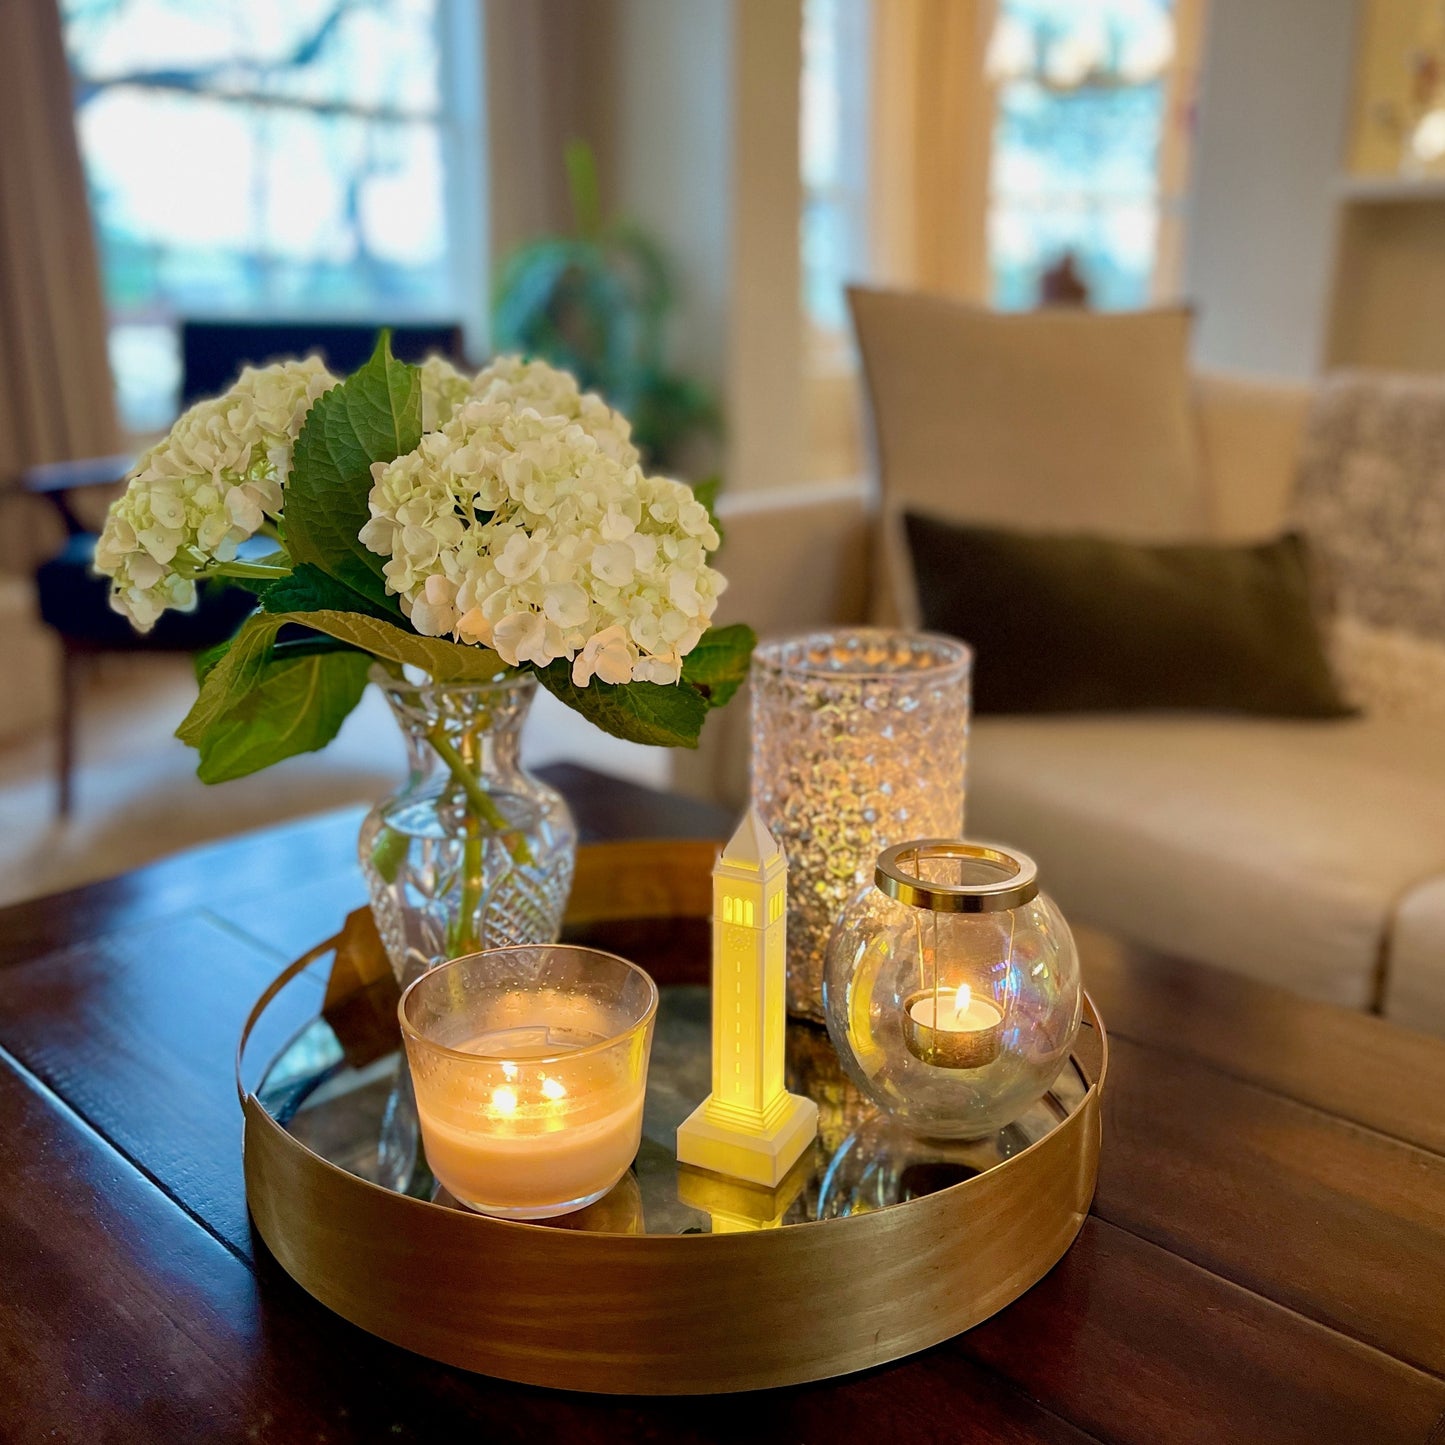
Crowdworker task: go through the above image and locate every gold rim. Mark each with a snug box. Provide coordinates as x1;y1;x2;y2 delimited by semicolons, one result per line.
874;839;1040;913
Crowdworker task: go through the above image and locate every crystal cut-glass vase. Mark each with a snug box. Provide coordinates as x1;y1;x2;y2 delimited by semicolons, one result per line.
359;669;578;990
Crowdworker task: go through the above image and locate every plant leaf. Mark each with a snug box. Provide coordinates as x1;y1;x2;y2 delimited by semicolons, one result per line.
176;612;286;745
680;623;755;708
179;606;503;762
260;562;399;622
691;474;724;546
288;610;506;682
194;636;234;685
284;331;418;615
196;649;372;783
534;662;709;748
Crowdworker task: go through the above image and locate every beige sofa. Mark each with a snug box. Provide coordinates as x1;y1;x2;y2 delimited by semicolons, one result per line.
679;372;1445;1034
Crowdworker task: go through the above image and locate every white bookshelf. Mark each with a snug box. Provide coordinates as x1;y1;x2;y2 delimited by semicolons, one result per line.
1326;171;1445;372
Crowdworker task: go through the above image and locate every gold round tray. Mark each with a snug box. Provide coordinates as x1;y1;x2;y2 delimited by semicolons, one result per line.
239;841;1106;1395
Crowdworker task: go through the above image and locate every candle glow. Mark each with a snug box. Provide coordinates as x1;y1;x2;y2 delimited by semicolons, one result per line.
399;947;657;1220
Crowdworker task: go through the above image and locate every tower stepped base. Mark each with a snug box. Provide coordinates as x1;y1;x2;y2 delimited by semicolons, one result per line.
675;1091;819;1188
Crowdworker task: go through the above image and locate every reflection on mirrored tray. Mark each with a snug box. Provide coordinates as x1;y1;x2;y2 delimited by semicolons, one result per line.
258;985;1089;1237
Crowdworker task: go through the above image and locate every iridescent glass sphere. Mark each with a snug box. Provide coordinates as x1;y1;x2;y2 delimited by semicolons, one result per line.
822;840;1081;1139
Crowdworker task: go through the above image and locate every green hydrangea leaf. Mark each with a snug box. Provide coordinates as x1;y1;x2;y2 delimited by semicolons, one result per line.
691;474;723;545
176;612;286;746
534;661;709;748
286;610;506;682
260;562;399;622
194;636;234;686
179;606;504;779
196;649;372;783
284;331;418;615
679;622;755;708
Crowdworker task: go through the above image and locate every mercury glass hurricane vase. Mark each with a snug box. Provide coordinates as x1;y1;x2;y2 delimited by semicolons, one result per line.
359;669;578;992
750;629;971;1022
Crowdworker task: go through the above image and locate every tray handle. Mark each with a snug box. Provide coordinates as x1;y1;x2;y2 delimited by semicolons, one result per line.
234;935;339;1109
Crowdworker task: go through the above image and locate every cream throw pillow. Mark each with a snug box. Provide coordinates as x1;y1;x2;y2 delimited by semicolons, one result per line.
848;289;1207;624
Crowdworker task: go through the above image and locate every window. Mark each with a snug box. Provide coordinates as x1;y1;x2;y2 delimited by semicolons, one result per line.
61;0;484;433
986;0;1185;309
800;0;871;339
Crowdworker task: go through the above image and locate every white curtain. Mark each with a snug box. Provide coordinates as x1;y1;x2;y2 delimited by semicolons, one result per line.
483;0;618;262
868;0;996;301
0;0;119;476
0;0;120;571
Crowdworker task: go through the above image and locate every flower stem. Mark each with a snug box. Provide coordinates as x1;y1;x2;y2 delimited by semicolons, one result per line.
425;724;534;867
449;821;485;957
210;559;293;580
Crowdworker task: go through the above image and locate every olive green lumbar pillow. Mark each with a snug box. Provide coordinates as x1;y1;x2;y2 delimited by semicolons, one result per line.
904;511;1354;718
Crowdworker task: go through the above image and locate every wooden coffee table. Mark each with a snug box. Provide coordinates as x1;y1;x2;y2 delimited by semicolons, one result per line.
1;764;1442;1443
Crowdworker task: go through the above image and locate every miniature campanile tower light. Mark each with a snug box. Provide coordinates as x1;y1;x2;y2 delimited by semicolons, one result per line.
676;808;818;1186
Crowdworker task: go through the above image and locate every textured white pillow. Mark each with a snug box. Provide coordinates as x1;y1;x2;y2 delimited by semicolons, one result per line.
1330;617;1445;725
1292;372;1445;723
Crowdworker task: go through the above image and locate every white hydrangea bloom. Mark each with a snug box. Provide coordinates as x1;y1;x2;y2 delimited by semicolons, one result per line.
94;357;335;630
361;393;724;686
472;355;640;466
418;354;474;432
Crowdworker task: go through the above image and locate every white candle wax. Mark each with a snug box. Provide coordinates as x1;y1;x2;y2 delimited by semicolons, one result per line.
903;983;1004;1069
414;1021;645;1218
907;985;1003;1035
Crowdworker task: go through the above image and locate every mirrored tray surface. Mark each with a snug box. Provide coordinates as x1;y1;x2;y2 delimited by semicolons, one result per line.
258;984;1090;1236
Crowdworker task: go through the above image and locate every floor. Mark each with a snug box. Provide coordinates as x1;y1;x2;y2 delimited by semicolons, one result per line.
0;655;671;908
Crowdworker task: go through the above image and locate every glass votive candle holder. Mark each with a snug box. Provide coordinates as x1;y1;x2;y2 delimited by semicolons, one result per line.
822;840;1081;1139
398;945;658;1220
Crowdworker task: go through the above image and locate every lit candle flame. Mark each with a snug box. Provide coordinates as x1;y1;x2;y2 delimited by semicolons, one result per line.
954;983;971;1020
491;1085;518;1115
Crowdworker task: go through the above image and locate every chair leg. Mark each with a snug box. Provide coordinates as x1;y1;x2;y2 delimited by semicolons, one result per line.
57;643;79;819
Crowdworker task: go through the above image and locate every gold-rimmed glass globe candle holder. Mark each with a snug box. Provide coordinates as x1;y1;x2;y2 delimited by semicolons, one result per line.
822;840;1081;1139
398;945;658;1220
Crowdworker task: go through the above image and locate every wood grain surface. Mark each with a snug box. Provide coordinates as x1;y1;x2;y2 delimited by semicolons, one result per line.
1;765;1443;1442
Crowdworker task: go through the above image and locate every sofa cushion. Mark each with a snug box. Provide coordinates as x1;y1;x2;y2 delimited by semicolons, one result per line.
1192;372;1310;541
967;713;1445;1008
1387;878;1445;1037
849;289;1206;624
905;512;1351;717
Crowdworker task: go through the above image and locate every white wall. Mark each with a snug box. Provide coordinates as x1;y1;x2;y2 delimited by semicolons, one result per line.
1184;0;1358;378
609;0;734;395
725;0;804;495
607;0;803;492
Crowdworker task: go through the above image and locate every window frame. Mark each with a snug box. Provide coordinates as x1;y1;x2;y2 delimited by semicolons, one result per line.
63;0;487;435
984;0;1203;310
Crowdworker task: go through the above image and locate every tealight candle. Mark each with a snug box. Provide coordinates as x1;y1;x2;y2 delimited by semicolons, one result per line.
399;947;657;1219
903;983;1004;1070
